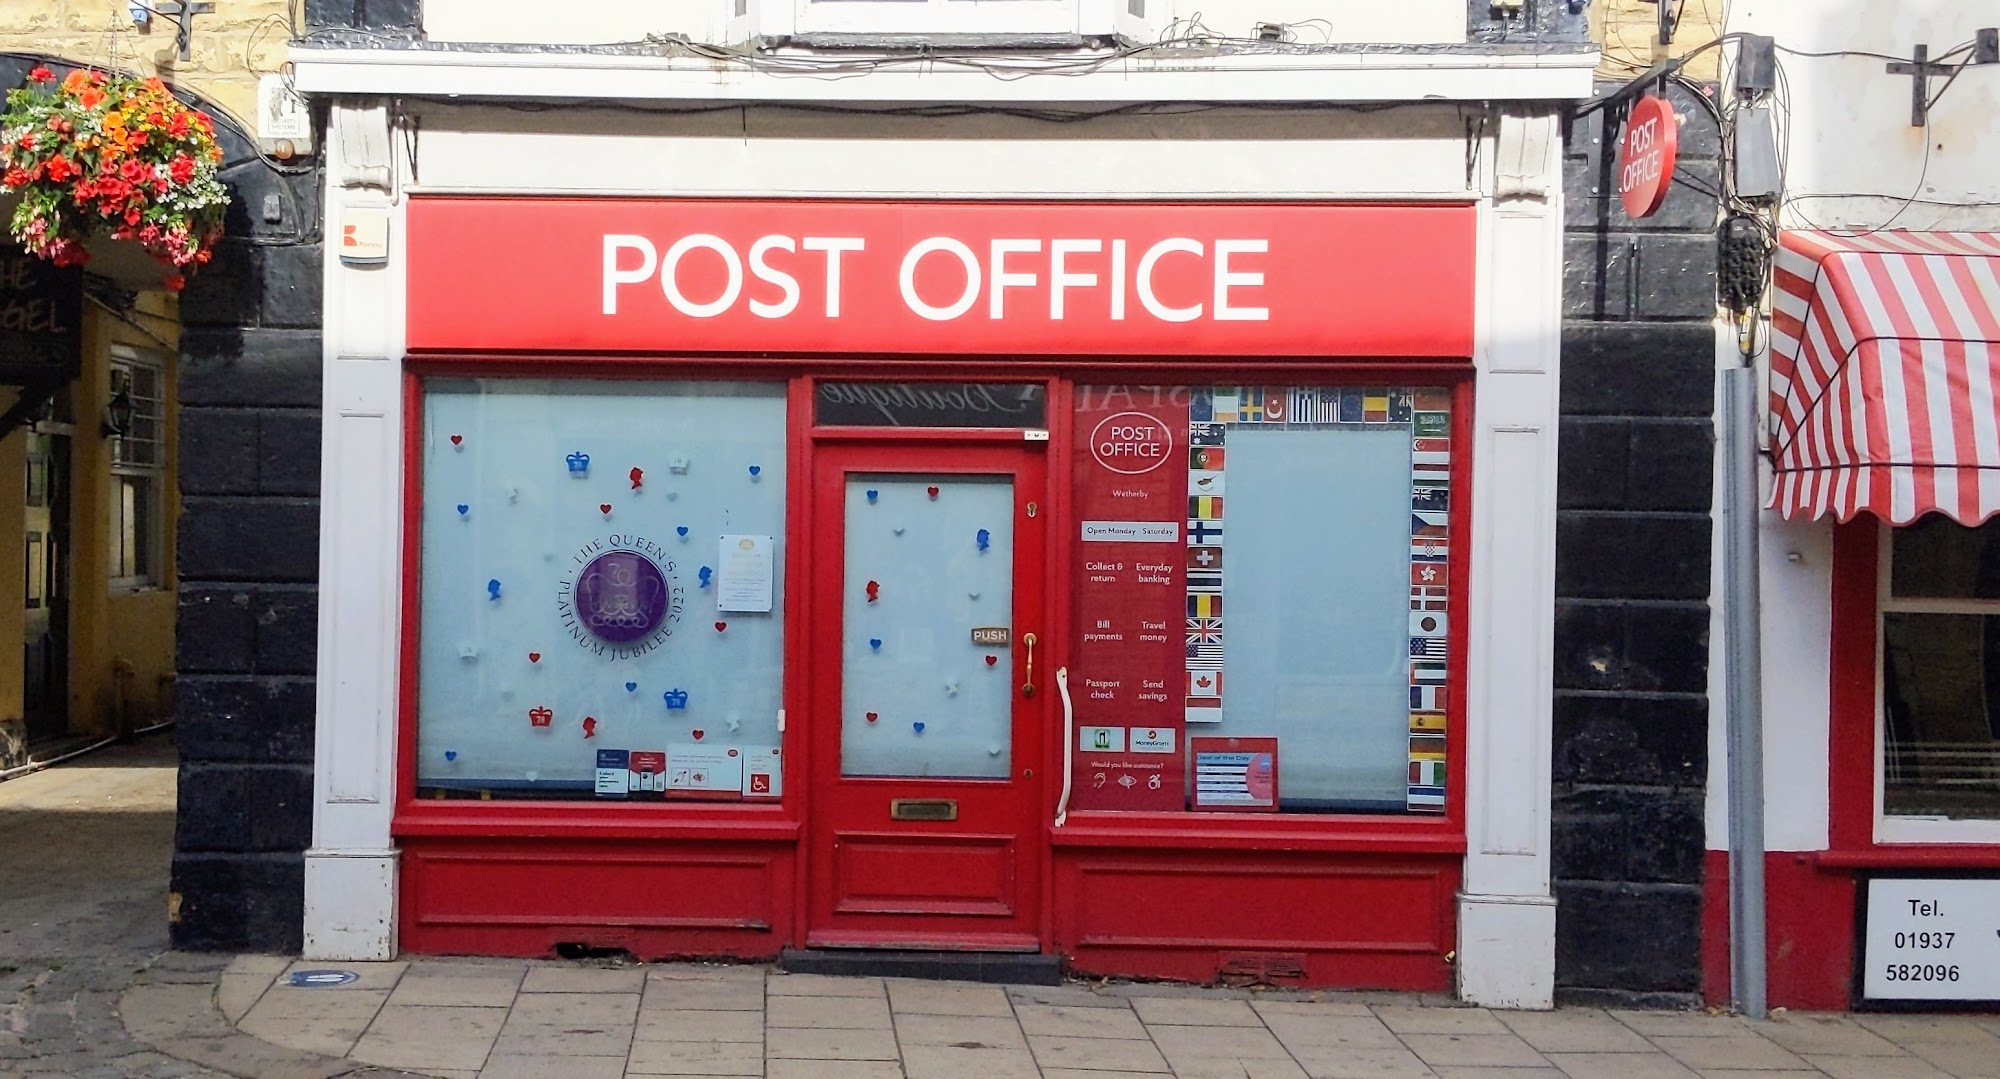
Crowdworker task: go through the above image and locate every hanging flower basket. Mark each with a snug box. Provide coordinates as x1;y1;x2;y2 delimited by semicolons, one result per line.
0;66;229;290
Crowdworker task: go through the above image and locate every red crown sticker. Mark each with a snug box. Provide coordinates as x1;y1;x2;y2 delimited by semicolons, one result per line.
528;706;554;728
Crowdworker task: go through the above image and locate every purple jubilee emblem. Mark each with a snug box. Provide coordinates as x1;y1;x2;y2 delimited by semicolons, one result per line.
573;551;668;643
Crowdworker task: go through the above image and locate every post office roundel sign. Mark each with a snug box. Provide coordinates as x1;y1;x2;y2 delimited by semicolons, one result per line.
1617;95;1679;219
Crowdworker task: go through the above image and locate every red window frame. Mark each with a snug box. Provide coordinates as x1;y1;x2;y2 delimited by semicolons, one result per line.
391;357;1470;859
1824;519;2000;868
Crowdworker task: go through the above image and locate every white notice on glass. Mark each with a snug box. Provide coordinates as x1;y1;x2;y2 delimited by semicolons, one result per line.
716;534;774;612
1862;877;2000;1001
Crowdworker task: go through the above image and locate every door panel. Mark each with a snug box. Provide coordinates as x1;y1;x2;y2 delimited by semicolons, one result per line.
808;445;1046;949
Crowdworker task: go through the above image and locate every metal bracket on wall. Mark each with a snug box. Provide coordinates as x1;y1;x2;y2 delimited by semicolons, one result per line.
151;0;215;61
1886;29;1999;127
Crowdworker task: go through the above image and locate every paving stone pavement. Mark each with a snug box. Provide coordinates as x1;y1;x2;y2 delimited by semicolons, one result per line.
173;957;2000;1079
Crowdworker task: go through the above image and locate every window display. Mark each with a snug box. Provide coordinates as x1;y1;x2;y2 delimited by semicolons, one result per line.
1882;518;2000;820
1070;385;1453;814
415;379;788;800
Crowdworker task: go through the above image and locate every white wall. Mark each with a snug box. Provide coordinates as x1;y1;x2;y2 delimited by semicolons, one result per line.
420;0;1465;47
1728;0;2000;231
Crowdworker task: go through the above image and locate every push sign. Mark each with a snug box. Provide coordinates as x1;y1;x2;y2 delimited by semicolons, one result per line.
1616;94;1679;219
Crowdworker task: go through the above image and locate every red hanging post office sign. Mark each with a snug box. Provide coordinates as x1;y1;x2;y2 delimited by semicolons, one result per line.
404;199;1475;357
1617;95;1679;219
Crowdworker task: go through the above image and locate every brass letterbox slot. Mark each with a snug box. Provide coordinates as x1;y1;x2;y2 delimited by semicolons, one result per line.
890;799;958;821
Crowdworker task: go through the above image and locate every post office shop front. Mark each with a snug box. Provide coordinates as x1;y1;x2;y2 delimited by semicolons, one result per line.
304;108;1570;1004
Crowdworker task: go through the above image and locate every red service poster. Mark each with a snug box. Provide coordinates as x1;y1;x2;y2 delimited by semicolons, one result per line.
1069;387;1189;810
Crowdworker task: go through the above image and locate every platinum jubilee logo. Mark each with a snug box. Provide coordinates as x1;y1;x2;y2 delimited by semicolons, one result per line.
557;535;686;659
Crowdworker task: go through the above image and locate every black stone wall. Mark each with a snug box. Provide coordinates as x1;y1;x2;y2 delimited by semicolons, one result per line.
1553;82;1720;1003
168;129;326;951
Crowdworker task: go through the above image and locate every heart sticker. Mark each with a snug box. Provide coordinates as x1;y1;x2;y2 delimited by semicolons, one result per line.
927;485;940;499
692;729;705;741
869;638;882;650
528;652;541;663
866;489;879;502
748;465;761;477
866;712;878;723
968;591;980;600
625;682;638;692
599;503;612;515
676;525;689;537
456;504;469;516
714;621;727;633
985;655;998;666
913;721;926;733
892;526;905;536
449;434;463;446
444;750;457;761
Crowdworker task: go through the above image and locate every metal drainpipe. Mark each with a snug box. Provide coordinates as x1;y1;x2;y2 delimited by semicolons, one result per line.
1722;366;1768;1019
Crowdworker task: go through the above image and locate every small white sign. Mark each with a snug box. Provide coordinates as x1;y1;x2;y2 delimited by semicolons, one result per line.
1079;726;1125;752
667;743;746;793
1081;521;1180;543
1862;878;2000;1001
1130;727;1177;754
716;534;774;613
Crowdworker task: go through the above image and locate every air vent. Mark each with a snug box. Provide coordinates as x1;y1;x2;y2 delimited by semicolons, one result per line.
1217;951;1308;987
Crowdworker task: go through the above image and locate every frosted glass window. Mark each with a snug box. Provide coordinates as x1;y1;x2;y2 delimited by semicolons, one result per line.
840;474;1016;779
1216;427;1413;810
415;379;787;800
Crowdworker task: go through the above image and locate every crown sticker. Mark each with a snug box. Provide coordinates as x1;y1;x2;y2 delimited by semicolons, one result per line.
664;688;690;710
566;451;591;475
528;706;554;728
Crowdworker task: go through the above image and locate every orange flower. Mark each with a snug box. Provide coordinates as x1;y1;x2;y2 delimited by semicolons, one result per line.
77;87;106;110
61;69;89;93
143;77;166;93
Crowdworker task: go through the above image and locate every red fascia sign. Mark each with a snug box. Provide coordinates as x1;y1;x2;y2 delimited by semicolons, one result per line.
1617;95;1679;219
405;199;1474;357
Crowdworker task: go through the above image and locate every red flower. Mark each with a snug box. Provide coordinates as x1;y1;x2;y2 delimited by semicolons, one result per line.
124;208;142;226
162;274;185;292
17;132;34;151
2;167;27;189
168;153;194;185
28;66;54;83
43;156;74;182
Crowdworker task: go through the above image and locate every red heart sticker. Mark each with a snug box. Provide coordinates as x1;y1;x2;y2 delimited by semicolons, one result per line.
714;621;727;632
985;655;998;666
449;434;463;445
866;712;878;723
528;652;541;663
599;503;612;515
927;486;940;498
692;729;705;740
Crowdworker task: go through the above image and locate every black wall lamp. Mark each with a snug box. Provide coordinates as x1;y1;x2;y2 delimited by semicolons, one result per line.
101;382;136;439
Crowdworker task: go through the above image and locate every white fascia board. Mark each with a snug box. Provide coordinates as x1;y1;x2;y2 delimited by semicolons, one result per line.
289;46;1599;103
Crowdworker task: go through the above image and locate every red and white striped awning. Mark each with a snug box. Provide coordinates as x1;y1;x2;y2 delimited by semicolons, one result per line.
1768;230;2000;524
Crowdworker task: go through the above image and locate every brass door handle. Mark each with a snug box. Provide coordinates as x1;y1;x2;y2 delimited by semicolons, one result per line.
1021;633;1037;698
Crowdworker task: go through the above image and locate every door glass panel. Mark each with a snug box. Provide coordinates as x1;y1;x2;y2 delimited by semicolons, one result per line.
842;474;1014;779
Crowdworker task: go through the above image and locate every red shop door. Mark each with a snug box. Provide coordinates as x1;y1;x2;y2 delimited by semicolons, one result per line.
806;443;1048;950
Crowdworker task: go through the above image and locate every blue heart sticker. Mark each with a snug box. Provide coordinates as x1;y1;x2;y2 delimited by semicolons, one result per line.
625;682;638;692
866;489;879;502
444;750;458;761
912;721;925;734
870;638;882;650
456;504;469;515
748;465;761;477
676;526;689;537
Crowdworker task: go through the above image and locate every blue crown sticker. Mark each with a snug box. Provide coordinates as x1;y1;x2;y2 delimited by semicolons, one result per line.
663;688;690;710
566;451;591;475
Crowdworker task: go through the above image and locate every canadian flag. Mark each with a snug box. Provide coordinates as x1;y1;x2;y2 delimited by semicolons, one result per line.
1187;669;1222;697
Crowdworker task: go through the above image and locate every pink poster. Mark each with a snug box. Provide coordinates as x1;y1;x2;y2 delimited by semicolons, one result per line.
1069;387;1190;811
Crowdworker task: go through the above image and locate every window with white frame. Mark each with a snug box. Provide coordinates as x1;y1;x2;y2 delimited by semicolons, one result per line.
791;0;1084;39
1880;517;2000;821
108;347;165;588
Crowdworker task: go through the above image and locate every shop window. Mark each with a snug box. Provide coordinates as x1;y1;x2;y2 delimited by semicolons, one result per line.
415;380;788;801
1881;517;2000;820
108;350;164;588
792;0;1079;38
1070;385;1453;815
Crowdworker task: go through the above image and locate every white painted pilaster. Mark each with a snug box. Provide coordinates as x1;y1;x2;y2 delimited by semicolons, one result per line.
304;99;409;961
1458;107;1563;1009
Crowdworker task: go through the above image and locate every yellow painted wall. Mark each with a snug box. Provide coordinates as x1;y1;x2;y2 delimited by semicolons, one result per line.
66;296;180;738
0;0;288;123
0;390;24;763
1594;0;1726;81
